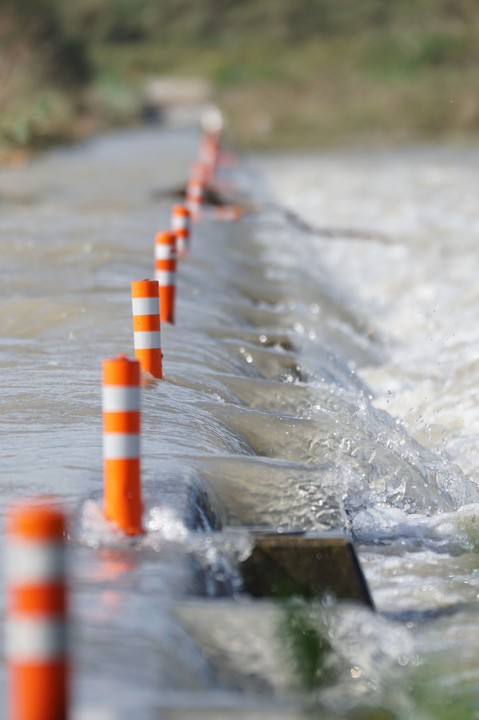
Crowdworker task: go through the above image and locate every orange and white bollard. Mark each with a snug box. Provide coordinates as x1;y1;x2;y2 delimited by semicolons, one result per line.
154;231;177;324
189;161;208;183
186;172;205;222
171;204;191;257
5;501;68;720
131;279;162;379
199;134;219;181
102;354;143;535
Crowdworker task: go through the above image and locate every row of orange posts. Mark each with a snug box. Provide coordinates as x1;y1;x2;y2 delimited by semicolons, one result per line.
6;123;240;720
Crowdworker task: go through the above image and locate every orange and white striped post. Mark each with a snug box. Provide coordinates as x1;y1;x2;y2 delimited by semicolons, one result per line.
186;178;205;222
186;163;207;222
171;204;191;257
131;279;162;379
199;133;219;181
154;231;177;324
5;501;68;720
189;161;208;184
102;354;143;535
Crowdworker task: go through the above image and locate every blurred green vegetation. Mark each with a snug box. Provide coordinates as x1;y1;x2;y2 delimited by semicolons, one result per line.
2;0;479;157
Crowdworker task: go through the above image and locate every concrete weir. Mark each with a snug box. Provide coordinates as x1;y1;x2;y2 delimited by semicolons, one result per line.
149;147;377;708
146;470;373;606
0;124;384;717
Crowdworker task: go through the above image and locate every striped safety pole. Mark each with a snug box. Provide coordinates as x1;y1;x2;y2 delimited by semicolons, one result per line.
102;354;143;535
189;161;208;183
5;501;68;720
171;204;191;258
131;279;162;379
154;231;177;324
199;134;218;182
185;178;204;222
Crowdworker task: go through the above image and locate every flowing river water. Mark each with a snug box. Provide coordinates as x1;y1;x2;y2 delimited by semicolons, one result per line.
1;127;479;719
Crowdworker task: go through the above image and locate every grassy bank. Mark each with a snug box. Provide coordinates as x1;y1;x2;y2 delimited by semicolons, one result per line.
2;0;479;158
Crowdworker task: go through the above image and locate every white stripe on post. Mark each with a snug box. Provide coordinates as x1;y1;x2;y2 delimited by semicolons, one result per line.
103;433;140;459
5;617;67;661
131;296;160;316
172;216;186;231
5;541;65;584
133;331;161;350
155;245;177;260
102;386;140;412
154;270;176;286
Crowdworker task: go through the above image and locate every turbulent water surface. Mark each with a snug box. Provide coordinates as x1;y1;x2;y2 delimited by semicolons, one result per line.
1;128;479;718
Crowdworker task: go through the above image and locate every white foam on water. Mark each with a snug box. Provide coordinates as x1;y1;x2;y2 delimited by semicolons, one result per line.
258;147;479;486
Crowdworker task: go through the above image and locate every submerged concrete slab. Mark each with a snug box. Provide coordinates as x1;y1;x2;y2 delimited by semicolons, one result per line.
241;531;374;608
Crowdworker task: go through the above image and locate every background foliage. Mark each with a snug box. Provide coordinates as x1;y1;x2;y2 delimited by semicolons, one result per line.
2;0;479;156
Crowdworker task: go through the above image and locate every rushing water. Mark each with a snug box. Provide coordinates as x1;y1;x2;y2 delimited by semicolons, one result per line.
1;128;479;718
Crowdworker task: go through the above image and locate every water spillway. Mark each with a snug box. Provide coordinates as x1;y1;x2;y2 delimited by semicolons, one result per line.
1;129;479;718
